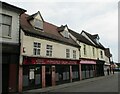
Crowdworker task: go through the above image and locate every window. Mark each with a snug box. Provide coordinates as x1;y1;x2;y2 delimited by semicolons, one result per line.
33;42;41;55
0;14;12;37
46;45;52;57
93;47;95;57
64;31;69;38
66;49;70;58
83;45;86;56
73;50;76;59
34;19;43;30
100;51;103;58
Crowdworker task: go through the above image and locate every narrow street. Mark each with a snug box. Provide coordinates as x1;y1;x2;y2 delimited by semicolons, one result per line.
50;73;119;92
25;72;119;93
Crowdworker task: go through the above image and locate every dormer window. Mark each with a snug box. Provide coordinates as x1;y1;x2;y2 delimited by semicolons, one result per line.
28;11;44;31
64;30;69;38
34;18;43;30
59;25;69;38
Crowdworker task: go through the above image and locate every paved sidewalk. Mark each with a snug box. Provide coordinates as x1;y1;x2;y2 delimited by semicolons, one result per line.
23;73;117;93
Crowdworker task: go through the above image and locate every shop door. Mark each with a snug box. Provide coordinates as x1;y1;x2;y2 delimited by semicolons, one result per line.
23;66;41;90
29;66;42;89
45;66;52;86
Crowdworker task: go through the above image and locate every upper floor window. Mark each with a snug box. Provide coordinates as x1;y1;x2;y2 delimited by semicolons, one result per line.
33;42;41;55
73;50;76;59
83;45;86;56
64;31;69;38
34;19;43;30
100;51;103;58
66;49;70;58
46;45;53;57
0;14;12;37
93;47;95;57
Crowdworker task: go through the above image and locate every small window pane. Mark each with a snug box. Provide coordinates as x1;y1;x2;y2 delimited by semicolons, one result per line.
2;25;10;36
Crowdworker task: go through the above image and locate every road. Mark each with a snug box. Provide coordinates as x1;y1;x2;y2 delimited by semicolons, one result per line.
24;72;119;93
49;72;119;92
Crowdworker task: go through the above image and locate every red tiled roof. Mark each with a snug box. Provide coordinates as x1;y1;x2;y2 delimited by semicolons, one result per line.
20;13;80;47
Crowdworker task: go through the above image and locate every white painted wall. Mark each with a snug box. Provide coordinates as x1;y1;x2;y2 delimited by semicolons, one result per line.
21;30;79;60
80;42;98;60
0;8;20;44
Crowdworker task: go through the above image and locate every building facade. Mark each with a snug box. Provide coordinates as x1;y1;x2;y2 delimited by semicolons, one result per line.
0;1;26;93
19;12;80;92
81;30;105;77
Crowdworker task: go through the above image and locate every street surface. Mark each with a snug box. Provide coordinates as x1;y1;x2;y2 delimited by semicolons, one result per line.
24;72;119;93
50;73;119;92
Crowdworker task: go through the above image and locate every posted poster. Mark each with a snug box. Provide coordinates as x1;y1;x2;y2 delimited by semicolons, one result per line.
29;69;34;79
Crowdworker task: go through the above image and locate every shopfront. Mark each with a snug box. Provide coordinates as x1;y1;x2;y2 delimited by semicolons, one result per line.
80;60;96;79
22;56;79;90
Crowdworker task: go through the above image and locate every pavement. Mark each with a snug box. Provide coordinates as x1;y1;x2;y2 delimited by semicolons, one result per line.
23;72;119;93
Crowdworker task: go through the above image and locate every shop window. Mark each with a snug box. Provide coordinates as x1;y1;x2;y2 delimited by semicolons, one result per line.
23;66;29;87
33;42;41;55
46;45;53;57
73;50;76;59
72;66;79;79
0;14;12;37
66;49;70;58
55;66;70;82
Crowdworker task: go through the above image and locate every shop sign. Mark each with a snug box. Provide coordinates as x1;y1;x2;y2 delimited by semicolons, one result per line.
23;57;78;65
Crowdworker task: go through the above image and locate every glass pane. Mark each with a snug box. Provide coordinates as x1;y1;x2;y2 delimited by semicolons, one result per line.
35;74;41;85
2;25;10;36
37;43;41;48
34;42;37;47
23;75;29;87
37;49;40;55
2;15;12;25
34;48;37;55
34;19;43;29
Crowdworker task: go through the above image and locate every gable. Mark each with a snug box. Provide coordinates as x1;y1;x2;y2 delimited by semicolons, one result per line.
81;31;95;45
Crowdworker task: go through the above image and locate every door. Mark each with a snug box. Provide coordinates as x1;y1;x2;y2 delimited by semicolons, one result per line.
45;66;52;86
23;65;41;90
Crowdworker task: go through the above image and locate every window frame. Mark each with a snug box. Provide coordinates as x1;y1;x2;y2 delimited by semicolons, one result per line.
46;45;53;57
100;50;103;58
73;50;76;59
34;18;43;30
66;49;70;58
83;45;86;56
33;42;41;56
0;14;12;37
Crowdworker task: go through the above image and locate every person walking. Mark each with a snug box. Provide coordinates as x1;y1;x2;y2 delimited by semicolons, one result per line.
112;68;114;74
107;68;110;75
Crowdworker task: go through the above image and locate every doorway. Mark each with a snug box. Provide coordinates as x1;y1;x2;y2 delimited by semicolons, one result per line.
45;66;52;86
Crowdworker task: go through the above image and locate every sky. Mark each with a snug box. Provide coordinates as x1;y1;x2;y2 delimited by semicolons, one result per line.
2;0;119;63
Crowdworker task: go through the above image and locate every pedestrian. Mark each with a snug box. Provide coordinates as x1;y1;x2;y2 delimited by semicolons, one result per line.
113;68;114;74
107;68;109;75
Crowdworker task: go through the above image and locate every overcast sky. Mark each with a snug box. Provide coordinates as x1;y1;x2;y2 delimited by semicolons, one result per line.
3;0;119;62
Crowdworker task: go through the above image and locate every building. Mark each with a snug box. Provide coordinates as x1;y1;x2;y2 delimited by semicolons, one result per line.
104;48;112;75
19;11;80;92
69;29;97;79
0;1;26;93
81;30;105;77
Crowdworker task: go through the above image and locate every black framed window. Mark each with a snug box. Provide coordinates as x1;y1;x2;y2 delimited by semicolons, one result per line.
33;42;41;55
46;45;53;57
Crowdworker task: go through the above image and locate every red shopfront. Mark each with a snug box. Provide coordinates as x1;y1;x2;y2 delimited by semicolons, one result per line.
20;57;80;91
80;60;96;79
